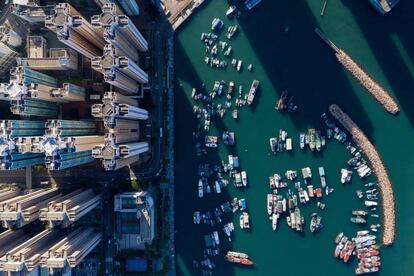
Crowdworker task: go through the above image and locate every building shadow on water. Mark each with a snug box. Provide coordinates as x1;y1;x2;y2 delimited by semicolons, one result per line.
175;41;242;275
226;0;375;137
340;0;414;128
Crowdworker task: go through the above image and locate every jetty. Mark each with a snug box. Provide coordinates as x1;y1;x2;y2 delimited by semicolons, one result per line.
315;28;400;115
329;104;395;246
165;0;206;31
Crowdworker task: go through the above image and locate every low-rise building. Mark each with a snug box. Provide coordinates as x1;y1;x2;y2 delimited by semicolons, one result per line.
114;191;154;250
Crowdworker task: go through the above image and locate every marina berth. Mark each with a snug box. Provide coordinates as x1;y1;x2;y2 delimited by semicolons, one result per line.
329;104;395;246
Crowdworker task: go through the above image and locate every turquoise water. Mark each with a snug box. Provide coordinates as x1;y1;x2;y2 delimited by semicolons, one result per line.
174;1;414;275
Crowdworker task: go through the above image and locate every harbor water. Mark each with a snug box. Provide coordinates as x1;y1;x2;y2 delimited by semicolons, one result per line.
174;1;414;275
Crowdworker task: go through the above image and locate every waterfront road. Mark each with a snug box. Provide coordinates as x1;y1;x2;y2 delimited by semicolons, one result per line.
134;19;168;180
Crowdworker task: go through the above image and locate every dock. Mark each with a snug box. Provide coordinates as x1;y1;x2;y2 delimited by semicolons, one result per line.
315;28;400;115
329;104;395;246
164;0;206;31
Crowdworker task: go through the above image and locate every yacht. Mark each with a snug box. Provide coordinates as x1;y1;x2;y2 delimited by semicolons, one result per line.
226;5;236;16
241;171;248;187
267;194;273;215
269;137;277;153
272;213;279;230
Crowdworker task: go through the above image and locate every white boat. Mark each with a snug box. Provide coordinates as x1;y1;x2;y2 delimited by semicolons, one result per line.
211;18;224;31
198;179;204;198
226;5;236;16
286;138;292;151
269;137;277;153
318;167;326;188
340;168;352;183
247;80;259;105
303;190;310;202
241;171;248;187
299;133;305;149
365;200;378;207
228;155;234;169
213;231;220;245
232;109;238;119
240;212;250;229
267;194;273;215
215;181;222;194
237;60;242;71
205;135;218;148
272;213;279;230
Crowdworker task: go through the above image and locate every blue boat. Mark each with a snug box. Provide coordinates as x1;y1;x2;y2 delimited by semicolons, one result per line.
245;0;262;10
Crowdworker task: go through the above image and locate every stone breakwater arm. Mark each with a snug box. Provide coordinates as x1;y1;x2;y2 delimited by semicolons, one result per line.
329;104;395;246
335;50;400;115
314;28;400;115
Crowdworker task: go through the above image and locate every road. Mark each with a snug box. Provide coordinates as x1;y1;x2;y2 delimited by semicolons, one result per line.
102;181;115;276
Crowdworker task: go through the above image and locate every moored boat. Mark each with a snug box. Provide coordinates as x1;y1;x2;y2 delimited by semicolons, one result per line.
272;213;278;230
350;216;367;224
299;133;305;149
267;194;273;215
241;171;248;187
247;80;259;105
226;5;236;16
198;179;204;198
269;137;277;153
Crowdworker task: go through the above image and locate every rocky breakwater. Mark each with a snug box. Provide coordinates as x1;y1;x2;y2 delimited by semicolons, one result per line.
329;104;395;246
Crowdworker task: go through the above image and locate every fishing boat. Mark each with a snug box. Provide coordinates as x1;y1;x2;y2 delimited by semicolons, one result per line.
340;168;352;183
198;179;204;198
240;212;250;229
318;167;327;188
247;80;259;105
225;255;254;265
276;90;288;111
223;222;234;241
224;46;232;56
356;190;364;199
272;213;279;230
308;129;316;151
267;194;273;215
317;201;326;210
307;185;314;198
236;60;242;71
213;231;220;245
226;5;236;16
350;216;366;224
241;171;248;187
226;251;249;259
299;133;305;149
335;232;344;244
269;138;277;153
315;188;323;198
232;109;238;119
310;213;323;233
211;18;224;31
352;210;367;216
